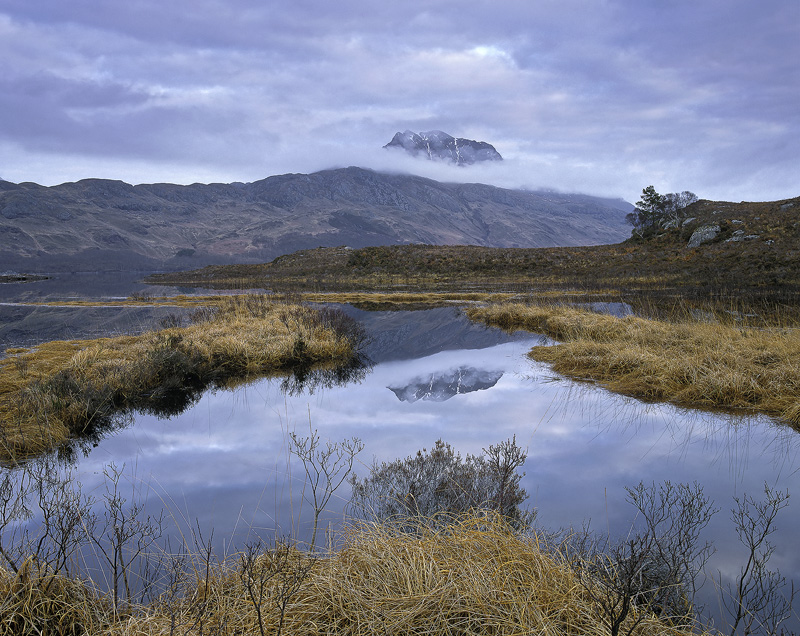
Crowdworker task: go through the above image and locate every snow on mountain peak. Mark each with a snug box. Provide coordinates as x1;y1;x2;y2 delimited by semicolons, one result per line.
384;130;503;165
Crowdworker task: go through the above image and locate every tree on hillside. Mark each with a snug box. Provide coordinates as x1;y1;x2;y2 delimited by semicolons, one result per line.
662;190;699;225
626;186;697;237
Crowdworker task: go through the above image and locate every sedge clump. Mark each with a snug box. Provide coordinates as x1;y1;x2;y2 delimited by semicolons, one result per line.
467;301;800;426
0;295;362;461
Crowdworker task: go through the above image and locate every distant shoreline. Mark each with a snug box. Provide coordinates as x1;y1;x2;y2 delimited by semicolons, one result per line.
0;273;48;284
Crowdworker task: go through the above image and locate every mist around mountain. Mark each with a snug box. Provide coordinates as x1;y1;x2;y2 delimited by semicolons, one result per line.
0;167;631;273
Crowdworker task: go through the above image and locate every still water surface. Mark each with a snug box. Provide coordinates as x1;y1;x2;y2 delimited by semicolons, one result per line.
68;306;800;618
2;276;799;627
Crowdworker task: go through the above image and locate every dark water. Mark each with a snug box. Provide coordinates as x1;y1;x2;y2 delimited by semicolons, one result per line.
1;276;798;630
0;271;191;303
0;272;218;351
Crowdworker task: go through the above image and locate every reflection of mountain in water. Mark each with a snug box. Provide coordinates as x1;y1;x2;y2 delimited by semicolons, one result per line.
389;366;504;403
342;306;536;363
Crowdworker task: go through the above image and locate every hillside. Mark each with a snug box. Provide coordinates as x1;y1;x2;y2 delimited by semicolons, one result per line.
148;195;800;298
0;167;630;273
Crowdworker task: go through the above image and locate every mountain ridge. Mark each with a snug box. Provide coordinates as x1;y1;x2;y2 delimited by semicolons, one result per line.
0;167;631;273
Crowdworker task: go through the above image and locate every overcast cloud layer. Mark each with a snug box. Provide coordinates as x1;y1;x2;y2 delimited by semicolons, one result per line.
0;0;797;202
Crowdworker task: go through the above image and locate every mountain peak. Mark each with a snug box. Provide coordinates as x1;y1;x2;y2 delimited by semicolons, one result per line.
384;130;503;165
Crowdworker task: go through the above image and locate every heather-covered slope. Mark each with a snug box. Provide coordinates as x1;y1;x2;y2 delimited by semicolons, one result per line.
149;195;800;297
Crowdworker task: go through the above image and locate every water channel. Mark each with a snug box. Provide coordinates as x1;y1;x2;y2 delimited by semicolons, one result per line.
2;273;799;630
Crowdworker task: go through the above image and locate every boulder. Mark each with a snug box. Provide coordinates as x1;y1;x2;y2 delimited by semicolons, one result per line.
687;224;720;248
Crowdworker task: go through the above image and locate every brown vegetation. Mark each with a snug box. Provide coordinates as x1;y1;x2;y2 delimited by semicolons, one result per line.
0;295;362;461
146;196;800;301
0;514;712;636
467;301;800;426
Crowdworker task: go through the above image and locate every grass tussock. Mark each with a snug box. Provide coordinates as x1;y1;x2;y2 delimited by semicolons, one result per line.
0;295;361;461
0;560;112;636
0;515;710;636
468;301;800;426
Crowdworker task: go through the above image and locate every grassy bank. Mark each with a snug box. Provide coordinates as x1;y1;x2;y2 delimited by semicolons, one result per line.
0;295;363;461
468;301;800;426
0;514;709;636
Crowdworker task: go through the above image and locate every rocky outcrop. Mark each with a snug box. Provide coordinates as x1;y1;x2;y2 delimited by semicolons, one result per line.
725;230;760;243
687;224;720;248
384;130;503;165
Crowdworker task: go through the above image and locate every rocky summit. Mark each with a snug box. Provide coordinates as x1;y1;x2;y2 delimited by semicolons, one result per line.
384;130;503;165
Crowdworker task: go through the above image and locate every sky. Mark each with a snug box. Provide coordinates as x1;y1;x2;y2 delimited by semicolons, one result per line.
0;0;797;203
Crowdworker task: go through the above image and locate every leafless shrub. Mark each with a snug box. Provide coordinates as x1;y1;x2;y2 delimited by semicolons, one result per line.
188;306;218;324
11;356;28;379
349;437;532;531
159;313;184;329
718;484;795;636
88;463;164;616
289;426;363;551
239;538;315;636
271;291;304;306
580;481;716;636
311;306;370;351
0;458;95;588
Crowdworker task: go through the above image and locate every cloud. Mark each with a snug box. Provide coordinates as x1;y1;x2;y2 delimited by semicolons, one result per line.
0;1;797;202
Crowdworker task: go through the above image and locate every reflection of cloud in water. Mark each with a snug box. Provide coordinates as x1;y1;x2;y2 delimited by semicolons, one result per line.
388;366;504;402
31;332;799;631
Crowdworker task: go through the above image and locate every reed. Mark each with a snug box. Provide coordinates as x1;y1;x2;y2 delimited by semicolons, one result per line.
0;296;360;461
467;301;800;426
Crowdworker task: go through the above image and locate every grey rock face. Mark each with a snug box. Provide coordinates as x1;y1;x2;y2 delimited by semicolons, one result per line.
727;234;760;242
384;130;503;165
724;230;759;243
687;224;720;248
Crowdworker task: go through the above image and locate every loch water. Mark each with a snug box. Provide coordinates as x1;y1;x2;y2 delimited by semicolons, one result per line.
2;274;799;630
83;306;800;626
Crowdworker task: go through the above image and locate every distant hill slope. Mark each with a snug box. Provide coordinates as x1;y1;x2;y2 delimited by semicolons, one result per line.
0;167;630;272
151;195;800;297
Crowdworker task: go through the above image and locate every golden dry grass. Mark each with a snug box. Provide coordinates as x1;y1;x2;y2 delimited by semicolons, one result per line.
0;560;112;636
0;515;711;636
0;295;357;461
301;291;518;310
467;302;800;426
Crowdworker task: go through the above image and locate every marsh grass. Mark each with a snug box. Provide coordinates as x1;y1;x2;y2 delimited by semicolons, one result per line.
467;301;800;426
0;559;112;636
0;296;361;461
0;514;710;636
302;291;518;311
